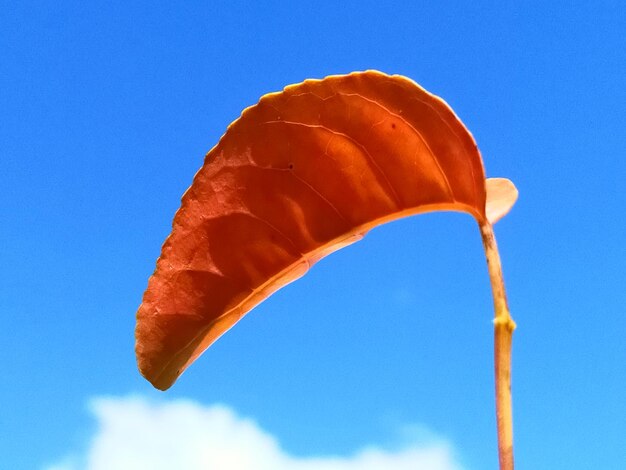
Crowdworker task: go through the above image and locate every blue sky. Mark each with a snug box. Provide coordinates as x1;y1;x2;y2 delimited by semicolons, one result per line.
1;1;625;469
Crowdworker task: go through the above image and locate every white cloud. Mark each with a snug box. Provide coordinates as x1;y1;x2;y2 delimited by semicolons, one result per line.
44;396;464;470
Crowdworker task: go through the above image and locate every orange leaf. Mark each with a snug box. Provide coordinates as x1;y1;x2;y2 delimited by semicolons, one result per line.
136;70;516;390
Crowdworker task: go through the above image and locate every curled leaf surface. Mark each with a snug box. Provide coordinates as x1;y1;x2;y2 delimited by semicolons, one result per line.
136;70;508;390
485;177;518;225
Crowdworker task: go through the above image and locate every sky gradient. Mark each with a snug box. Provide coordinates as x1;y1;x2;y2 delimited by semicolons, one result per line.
1;2;625;469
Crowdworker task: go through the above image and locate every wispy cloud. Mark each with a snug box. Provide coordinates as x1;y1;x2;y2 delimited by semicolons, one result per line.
44;396;464;470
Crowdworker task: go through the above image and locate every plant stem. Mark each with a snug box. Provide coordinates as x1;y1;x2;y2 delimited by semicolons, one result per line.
480;221;516;470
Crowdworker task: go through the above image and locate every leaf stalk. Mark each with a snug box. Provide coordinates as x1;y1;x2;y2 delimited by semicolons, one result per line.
480;221;515;470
